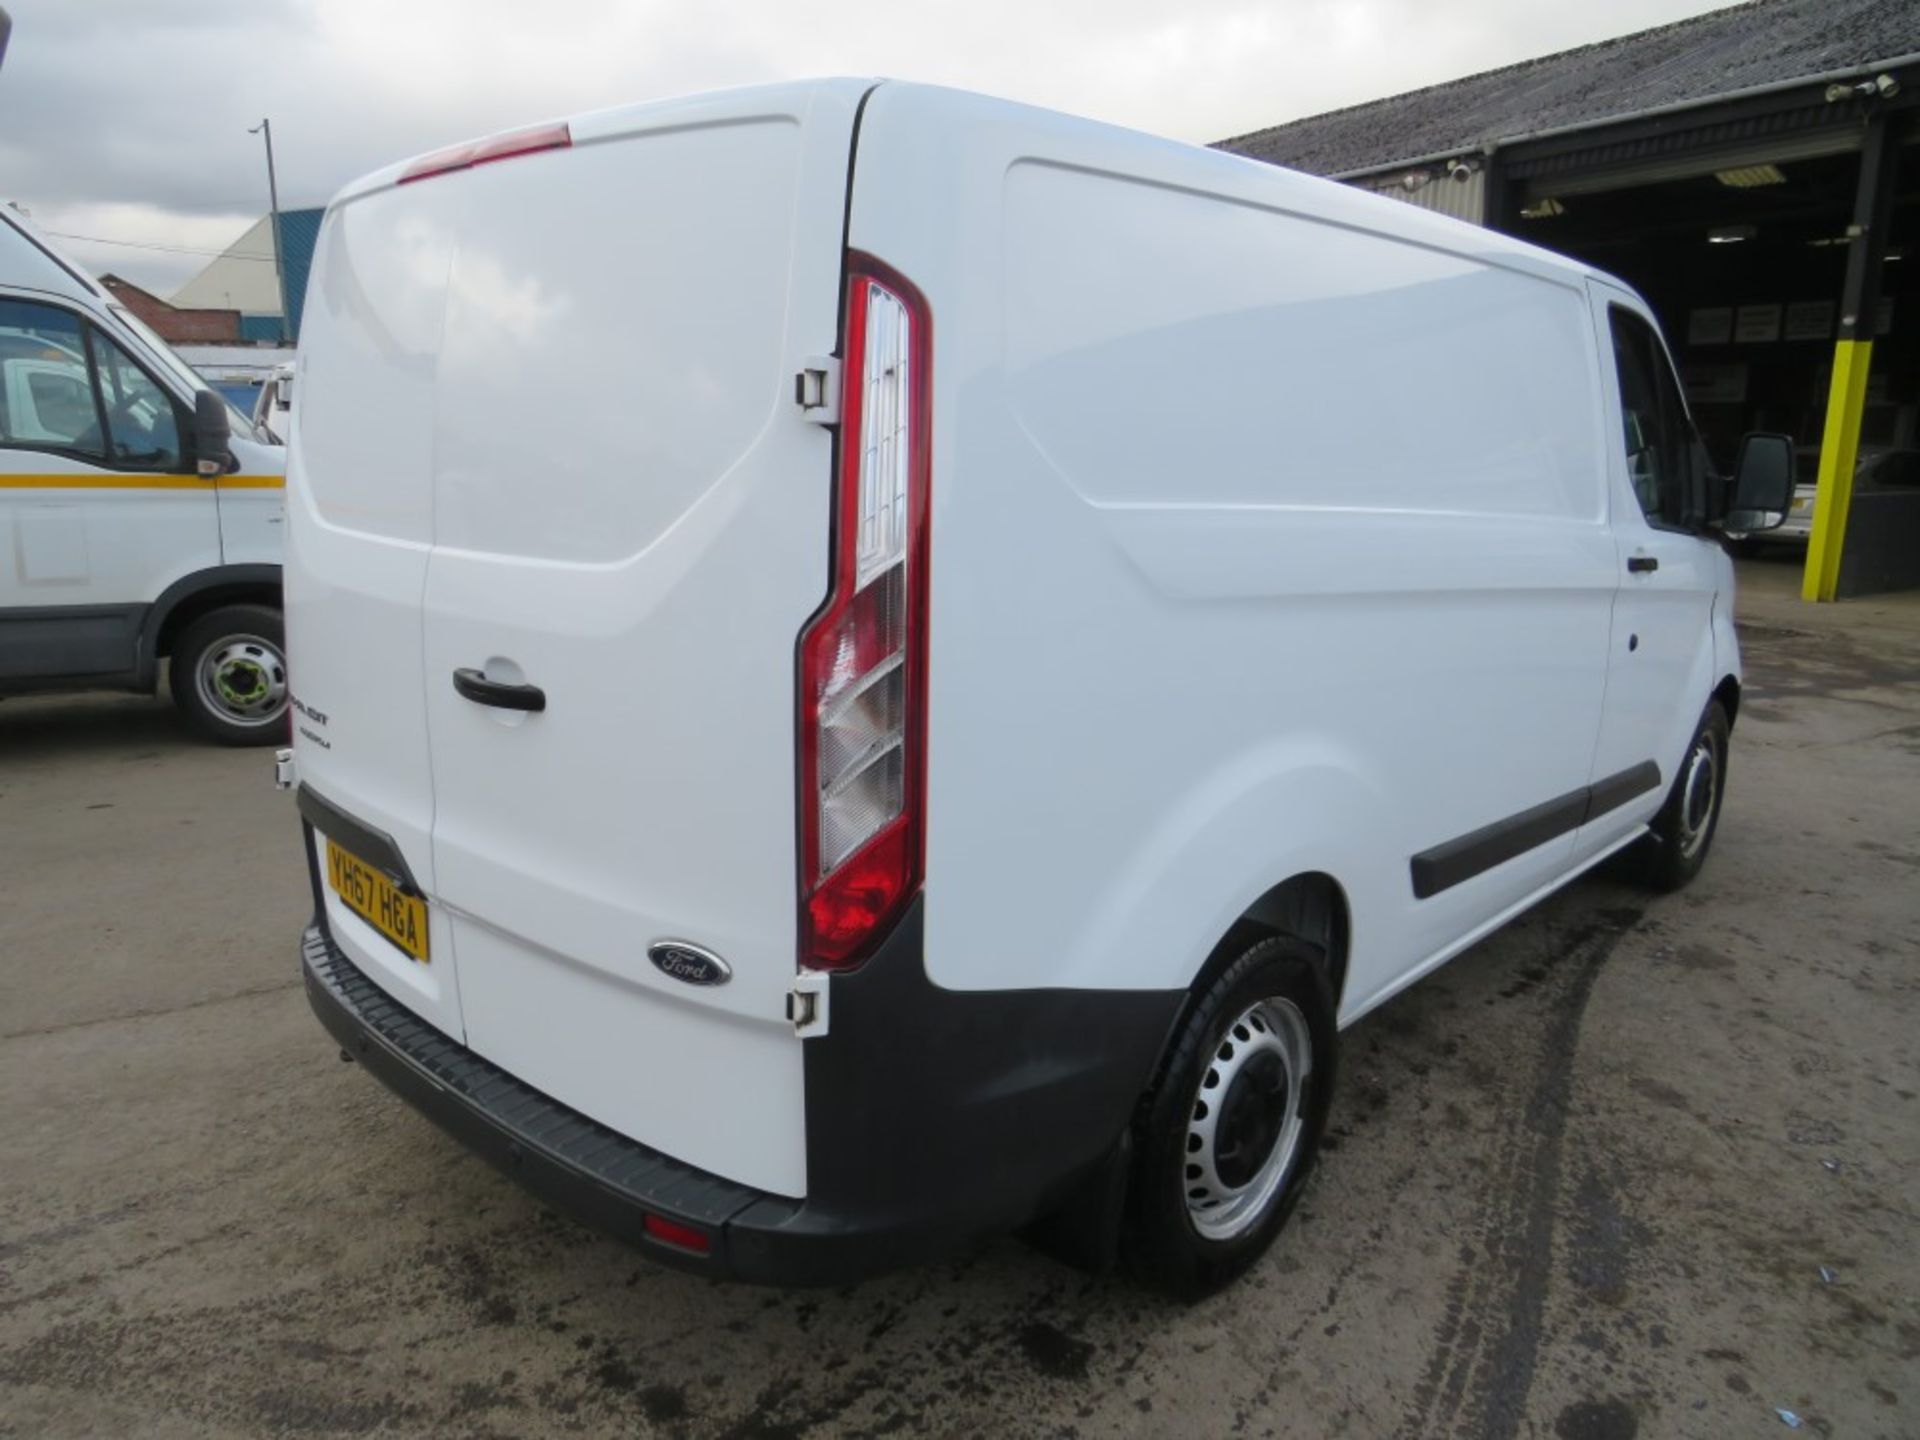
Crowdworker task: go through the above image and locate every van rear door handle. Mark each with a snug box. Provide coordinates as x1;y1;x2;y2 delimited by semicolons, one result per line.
1626;555;1659;573
452;668;547;712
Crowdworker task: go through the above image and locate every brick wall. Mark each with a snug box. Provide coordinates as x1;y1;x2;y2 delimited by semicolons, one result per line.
99;276;241;343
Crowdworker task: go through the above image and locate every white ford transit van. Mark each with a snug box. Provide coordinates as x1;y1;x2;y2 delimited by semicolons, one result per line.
0;206;290;743
288;80;1793;1296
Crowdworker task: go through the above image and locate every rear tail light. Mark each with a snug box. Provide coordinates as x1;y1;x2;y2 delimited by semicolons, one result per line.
797;256;931;970
398;121;571;184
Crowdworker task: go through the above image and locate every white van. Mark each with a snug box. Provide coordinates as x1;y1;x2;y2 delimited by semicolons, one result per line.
287;81;1793;1295
0;206;290;743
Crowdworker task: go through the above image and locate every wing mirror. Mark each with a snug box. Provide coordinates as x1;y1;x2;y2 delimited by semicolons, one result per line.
1723;432;1795;533
192;389;235;477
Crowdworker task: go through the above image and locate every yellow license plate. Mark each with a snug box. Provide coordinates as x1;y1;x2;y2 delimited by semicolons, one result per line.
326;839;429;962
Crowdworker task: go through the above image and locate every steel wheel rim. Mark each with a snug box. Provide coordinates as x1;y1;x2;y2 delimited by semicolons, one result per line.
1677;729;1721;859
1184;996;1312;1241
195;634;288;726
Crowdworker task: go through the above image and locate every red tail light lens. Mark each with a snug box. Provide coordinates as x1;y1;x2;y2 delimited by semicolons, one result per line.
798;256;931;971
398;122;571;184
642;1213;711;1254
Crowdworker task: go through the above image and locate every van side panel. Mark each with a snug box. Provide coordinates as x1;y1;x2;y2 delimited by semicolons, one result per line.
849;85;1618;1019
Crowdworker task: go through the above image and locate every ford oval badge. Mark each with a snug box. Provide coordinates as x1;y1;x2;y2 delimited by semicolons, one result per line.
648;941;731;987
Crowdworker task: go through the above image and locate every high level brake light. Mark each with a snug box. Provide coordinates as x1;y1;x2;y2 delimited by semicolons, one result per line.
398;122;572;184
798;256;932;971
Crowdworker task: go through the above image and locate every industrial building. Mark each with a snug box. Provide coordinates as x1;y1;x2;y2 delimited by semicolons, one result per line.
1220;0;1919;599
171;206;322;345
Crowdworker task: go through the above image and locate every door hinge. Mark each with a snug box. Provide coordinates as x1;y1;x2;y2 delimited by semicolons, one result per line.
787;971;831;1038
794;356;841;426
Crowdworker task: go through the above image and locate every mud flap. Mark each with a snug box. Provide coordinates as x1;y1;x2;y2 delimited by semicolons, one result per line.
1020;1130;1133;1274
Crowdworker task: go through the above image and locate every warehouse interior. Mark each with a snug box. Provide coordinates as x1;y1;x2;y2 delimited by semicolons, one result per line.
1498;123;1919;597
1508;152;1911;464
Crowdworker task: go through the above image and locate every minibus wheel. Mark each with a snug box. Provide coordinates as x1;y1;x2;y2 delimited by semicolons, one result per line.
1634;700;1730;892
170;603;290;746
1123;934;1335;1298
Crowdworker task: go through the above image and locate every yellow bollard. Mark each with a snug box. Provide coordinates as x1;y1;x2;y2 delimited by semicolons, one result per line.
1802;339;1873;603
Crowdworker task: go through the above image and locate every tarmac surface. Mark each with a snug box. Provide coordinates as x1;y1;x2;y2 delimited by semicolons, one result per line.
2;554;1916;1439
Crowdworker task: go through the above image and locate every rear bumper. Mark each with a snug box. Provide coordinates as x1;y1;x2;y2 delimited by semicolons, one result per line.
302;909;1181;1284
303;926;794;1276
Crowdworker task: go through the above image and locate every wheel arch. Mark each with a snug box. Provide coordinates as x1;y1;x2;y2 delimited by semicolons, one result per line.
1712;673;1741;730
1195;872;1352;1024
1036;863;1358;1278
137;564;283;685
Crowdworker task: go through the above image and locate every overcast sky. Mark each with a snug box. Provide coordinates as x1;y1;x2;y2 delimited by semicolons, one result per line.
1;0;1736;297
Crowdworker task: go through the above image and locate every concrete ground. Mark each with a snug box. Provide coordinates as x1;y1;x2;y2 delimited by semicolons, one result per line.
1;555;1915;1440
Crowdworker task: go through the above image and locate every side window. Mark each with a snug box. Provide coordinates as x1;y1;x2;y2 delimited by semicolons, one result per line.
27;368;96;438
90;330;184;470
0;298;103;457
1608;307;1694;528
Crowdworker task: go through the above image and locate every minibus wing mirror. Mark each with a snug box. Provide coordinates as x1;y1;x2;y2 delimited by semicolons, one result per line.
193;389;235;477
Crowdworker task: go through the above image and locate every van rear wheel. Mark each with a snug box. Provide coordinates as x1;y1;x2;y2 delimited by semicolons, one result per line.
1122;935;1335;1299
170;604;290;747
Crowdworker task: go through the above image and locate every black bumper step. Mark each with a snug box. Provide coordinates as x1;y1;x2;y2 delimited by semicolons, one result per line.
301;926;800;1275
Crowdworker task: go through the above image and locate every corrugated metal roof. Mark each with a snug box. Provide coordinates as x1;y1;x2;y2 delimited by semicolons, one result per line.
272;207;323;342
1216;0;1920;178
1355;167;1487;224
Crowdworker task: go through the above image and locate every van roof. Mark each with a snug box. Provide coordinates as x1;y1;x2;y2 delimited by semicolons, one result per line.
331;77;878;207
328;77;1630;301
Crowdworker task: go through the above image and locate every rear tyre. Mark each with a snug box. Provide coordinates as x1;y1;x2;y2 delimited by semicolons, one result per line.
170;604;290;747
1632;700;1729;892
1122;935;1336;1299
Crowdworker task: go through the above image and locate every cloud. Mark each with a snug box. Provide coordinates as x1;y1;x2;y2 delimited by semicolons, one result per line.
22;200;262;296
0;0;1734;293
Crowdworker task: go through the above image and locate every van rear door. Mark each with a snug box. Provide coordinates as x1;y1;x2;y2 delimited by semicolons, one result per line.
418;85;866;1199
287;179;464;1039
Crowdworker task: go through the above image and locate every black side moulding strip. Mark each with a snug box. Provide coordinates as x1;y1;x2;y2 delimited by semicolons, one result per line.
1410;760;1662;900
1584;760;1661;822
